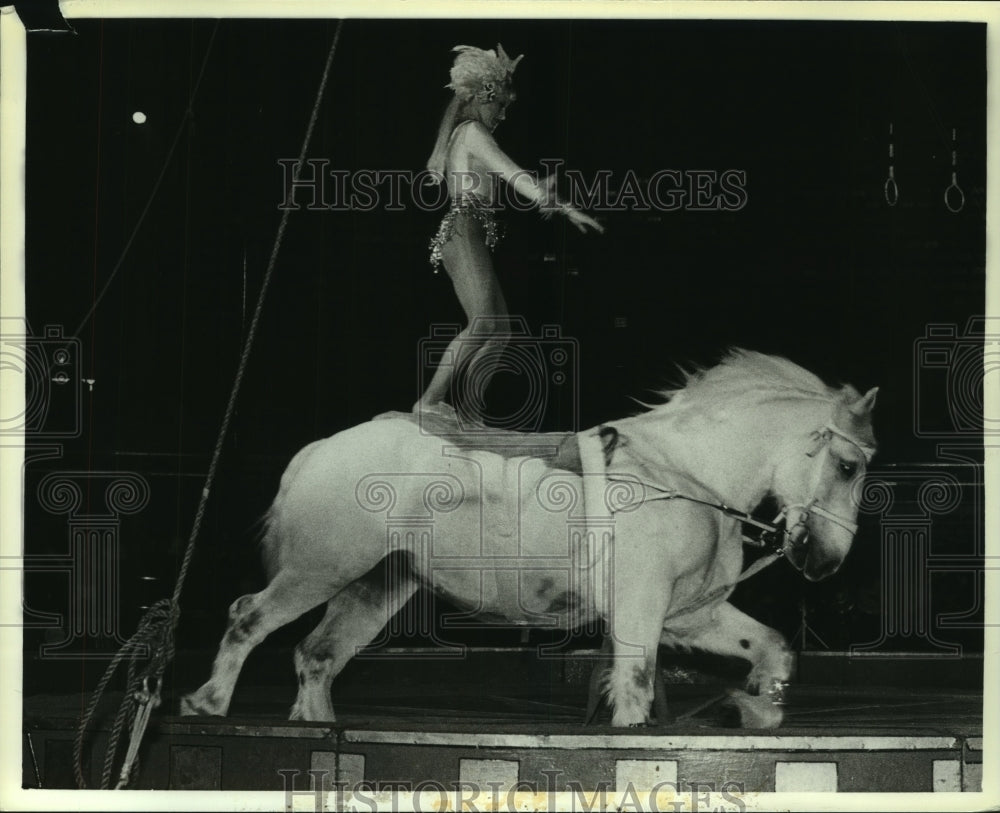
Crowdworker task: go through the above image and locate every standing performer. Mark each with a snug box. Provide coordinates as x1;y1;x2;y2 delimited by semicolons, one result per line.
414;44;604;421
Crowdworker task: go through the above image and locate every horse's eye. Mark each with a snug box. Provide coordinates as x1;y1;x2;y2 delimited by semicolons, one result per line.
838;460;858;478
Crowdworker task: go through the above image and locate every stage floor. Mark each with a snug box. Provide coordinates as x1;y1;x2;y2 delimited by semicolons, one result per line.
23;680;984;793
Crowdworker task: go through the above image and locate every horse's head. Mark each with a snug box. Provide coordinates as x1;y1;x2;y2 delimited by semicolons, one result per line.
772;386;879;581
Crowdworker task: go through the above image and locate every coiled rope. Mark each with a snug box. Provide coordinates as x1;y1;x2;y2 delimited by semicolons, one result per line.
73;19;345;789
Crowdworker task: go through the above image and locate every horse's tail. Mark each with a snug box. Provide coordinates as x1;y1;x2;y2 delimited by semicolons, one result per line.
256;436;328;581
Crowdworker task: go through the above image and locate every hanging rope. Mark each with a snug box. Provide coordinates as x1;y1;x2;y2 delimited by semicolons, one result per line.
73;19;345;789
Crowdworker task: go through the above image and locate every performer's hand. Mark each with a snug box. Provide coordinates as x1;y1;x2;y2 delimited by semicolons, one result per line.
566;208;605;234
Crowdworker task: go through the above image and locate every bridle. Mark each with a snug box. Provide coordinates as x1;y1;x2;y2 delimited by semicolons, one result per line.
780;423;875;543
603;421;873;559
573;420;874;627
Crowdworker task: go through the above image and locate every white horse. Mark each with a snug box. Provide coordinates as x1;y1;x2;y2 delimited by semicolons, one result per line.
181;350;877;728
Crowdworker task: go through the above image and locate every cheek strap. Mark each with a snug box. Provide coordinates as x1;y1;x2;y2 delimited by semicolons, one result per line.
784;427;864;542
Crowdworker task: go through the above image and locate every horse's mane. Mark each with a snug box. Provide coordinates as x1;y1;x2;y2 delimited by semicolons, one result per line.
647;348;843;413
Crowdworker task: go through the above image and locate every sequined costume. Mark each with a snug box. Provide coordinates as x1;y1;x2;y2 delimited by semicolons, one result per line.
428;194;503;272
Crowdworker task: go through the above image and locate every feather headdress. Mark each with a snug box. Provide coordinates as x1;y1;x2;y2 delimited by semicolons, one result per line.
447;43;524;104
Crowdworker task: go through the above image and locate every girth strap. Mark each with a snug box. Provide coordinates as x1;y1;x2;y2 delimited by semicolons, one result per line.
577;428;616;618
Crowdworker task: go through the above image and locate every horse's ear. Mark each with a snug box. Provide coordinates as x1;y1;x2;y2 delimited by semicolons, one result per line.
849;387;879;418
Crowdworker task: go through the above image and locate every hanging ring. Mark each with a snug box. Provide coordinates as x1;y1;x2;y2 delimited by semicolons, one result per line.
883;170;899;207
883;122;897;206
945;172;965;213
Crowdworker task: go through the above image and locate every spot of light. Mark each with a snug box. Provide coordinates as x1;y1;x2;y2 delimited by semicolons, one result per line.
132;111;147;125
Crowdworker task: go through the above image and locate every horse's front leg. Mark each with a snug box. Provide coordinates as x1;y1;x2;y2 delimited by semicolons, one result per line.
603;571;672;727
666;601;793;728
586;636;669;725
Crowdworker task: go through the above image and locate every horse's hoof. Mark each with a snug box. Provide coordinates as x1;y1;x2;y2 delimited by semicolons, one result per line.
179;692;223;717
702;697;743;728
610;714;649;728
289;705;337;723
725;690;784;729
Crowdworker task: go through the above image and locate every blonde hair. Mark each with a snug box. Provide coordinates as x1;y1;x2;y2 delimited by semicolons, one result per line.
447;43;523;104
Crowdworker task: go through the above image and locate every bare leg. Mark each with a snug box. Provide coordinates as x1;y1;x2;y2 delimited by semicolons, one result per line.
180;570;337;716
290;557;420;721
416;215;508;418
662;601;793;729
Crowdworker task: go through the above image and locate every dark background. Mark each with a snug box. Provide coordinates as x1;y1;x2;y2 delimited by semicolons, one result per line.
19;18;987;692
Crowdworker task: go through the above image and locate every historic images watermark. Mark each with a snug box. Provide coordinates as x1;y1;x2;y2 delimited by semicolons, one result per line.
277;158;749;214
279;771;748;813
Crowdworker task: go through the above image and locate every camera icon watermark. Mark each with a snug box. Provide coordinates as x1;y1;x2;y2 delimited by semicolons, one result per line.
913;317;1000;438
416;316;579;434
0;318;82;439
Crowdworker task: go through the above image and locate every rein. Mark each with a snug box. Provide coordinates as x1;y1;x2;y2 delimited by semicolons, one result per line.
606;475;790;556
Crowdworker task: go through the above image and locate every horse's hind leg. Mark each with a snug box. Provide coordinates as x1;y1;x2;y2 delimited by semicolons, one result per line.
290;554;419;721
667;601;793;729
179;571;335;717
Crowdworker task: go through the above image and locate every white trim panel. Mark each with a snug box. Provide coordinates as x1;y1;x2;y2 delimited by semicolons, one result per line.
774;761;838;792
341;731;959;751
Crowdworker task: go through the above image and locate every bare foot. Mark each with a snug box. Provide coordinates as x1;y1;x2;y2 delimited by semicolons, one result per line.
413;400;458;420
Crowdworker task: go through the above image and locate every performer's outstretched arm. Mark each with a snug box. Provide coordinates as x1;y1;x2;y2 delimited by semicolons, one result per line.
461;121;604;233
